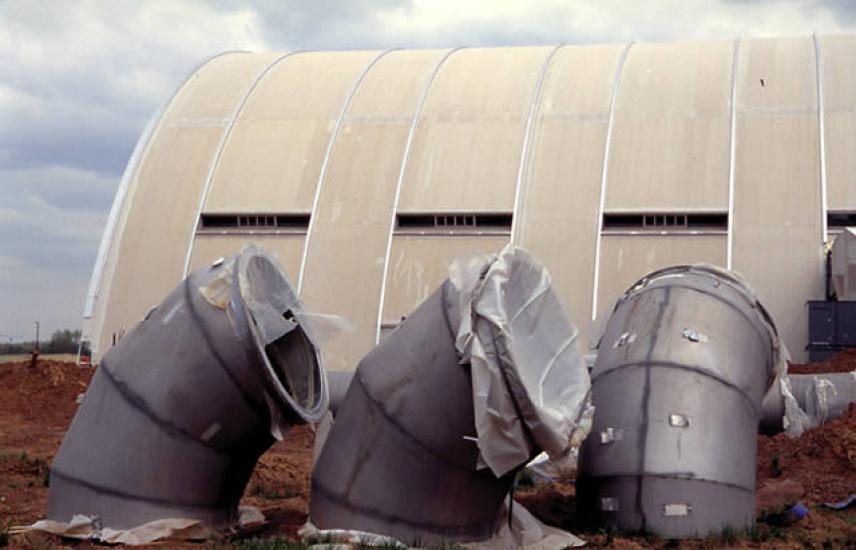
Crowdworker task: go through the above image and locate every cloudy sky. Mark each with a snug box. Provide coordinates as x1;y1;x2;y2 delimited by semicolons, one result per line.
1;0;855;342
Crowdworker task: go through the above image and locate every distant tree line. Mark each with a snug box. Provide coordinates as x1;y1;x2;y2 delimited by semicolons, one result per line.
0;329;90;355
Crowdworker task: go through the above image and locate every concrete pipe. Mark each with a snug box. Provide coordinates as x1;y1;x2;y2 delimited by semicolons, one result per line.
48;244;328;529
577;265;782;537
310;246;591;545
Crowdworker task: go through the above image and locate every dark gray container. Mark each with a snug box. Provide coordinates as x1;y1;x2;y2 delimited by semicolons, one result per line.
48;245;328;529
578;265;779;537
309;281;519;544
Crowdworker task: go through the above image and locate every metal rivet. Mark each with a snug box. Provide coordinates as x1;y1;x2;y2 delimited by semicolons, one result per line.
601;497;620;512
600;427;623;443
682;329;707;343
669;413;689;428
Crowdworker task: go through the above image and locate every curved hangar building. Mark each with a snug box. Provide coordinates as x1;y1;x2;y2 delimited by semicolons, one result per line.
83;36;856;367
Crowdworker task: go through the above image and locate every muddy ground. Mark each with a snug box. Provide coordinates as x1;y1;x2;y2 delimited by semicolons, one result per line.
1;355;854;549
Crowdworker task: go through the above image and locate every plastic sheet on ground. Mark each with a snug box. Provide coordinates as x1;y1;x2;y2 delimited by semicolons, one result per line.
12;506;266;545
450;245;593;477
300;498;585;549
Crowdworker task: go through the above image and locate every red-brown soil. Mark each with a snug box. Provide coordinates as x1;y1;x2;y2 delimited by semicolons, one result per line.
788;347;856;374
2;359;855;549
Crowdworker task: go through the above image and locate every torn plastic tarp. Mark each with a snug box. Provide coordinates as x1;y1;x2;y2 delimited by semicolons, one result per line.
451;245;593;477
300;500;585;549
780;372;856;437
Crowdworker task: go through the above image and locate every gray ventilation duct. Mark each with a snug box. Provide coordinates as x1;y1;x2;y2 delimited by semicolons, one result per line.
578;265;783;538
761;372;856;435
48;244;328;529
325;371;354;416
310;246;591;545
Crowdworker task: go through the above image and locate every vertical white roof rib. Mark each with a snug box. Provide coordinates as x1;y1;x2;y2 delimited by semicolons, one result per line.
727;38;741;271
296;48;399;295
511;45;564;245
181;51;304;278
590;42;634;321
813;34;829;245
374;47;464;344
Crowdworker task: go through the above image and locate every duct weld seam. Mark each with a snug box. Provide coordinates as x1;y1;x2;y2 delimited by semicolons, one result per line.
578;264;783;538
48;244;328;530
310;245;592;545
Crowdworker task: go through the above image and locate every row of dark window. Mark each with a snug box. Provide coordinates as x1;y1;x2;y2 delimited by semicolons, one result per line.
396;213;513;231
200;214;311;230
199;211;856;233
603;213;728;230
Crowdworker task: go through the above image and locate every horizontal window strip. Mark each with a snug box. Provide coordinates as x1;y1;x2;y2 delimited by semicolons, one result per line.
603;212;727;231
828;211;856;228
396;213;512;233
199;213;310;231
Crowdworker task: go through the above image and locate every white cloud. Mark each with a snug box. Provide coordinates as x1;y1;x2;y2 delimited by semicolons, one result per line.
1;0;856;339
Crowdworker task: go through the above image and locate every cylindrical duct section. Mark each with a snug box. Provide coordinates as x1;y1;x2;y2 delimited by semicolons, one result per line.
48;244;328;529
761;372;856;434
310;246;591;545
578;265;781;537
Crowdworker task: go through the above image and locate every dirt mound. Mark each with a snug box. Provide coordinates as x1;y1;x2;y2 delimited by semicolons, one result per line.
0;359;93;427
789;347;856;374
757;402;856;505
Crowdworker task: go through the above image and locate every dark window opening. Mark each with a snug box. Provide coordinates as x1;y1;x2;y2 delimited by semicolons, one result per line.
200;213;310;231
603;212;727;230
828;212;856;228
396;213;512;231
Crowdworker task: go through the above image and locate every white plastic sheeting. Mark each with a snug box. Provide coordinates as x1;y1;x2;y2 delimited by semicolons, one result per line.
450;245;593;477
781;372;856;437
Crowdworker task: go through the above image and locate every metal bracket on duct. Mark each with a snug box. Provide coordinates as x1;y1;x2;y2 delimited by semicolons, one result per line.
578;264;785;538
310;245;592;544
48;244;328;530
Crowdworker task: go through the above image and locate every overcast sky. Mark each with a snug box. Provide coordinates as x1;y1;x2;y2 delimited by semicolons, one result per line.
1;0;855;342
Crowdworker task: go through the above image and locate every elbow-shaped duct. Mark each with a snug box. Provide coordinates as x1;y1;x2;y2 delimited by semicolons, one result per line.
309;246;591;545
48;245;328;529
578;265;782;537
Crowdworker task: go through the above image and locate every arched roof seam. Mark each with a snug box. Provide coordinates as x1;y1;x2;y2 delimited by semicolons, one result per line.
297;48;401;295
83;50;250;352
813;34;828;244
590;42;634;321
511;44;564;245
375;47;465;344
181;50;305;278
726;38;741;271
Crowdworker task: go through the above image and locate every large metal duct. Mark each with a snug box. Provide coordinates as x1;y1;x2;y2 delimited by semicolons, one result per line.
310;246;591;545
761;372;856;434
48;244;328;529
578;265;782;537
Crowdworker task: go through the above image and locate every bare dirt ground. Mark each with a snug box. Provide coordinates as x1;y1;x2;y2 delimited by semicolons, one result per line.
1;355;855;549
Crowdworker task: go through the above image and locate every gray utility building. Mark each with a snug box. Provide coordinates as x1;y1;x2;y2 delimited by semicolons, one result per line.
82;36;856;368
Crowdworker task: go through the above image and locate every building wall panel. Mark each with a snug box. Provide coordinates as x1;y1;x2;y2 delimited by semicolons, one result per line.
189;234;305;276
516;44;625;345
300;50;447;371
204;51;382;213
96;53;278;354
818;35;856;210
381;236;509;323
596;235;727;321
397;47;550;212
732;36;824;361
605;41;732;210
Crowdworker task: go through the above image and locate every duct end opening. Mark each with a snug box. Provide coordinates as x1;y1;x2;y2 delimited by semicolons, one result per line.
236;245;328;424
265;312;323;412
